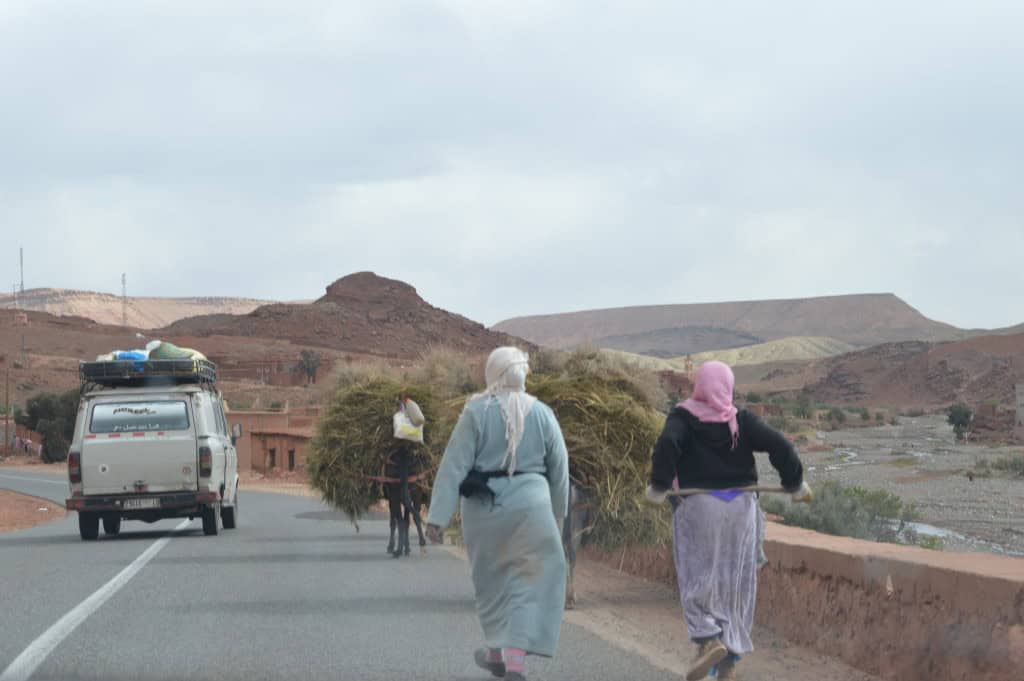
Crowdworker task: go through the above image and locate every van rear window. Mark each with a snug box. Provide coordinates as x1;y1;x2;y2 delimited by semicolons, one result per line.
90;401;190;434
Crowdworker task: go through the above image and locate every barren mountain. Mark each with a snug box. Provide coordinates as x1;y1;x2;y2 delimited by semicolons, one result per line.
494;293;971;355
0;288;272;329
784;333;1024;408
160;272;526;358
688;336;858;367
603;336;857;372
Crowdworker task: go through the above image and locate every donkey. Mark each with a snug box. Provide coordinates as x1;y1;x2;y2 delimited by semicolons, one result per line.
384;444;428;558
562;480;594;609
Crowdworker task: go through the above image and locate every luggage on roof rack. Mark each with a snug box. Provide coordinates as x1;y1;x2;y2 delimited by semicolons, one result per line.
80;358;218;387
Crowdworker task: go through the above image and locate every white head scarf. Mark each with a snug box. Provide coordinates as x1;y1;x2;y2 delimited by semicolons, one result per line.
473;346;537;475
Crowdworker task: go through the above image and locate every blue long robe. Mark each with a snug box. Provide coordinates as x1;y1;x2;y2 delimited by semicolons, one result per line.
427;395;569;657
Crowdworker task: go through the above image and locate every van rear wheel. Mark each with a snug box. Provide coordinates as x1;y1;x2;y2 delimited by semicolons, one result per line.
79;512;100;541
202;505;220;536
102;516;121;536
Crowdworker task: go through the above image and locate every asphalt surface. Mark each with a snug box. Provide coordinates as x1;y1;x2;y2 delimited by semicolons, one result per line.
0;470;681;681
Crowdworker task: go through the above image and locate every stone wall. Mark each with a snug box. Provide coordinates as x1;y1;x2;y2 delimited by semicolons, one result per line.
582;523;1024;681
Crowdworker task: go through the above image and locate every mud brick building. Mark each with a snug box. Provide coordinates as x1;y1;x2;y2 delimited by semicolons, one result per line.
226;406;318;472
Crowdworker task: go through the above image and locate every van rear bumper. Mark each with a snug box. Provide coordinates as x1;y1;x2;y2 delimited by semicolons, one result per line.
66;490;218;512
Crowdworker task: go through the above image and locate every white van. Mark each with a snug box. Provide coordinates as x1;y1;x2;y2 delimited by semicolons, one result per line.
65;359;239;540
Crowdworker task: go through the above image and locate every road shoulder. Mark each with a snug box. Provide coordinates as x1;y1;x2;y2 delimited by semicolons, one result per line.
0;490;65;533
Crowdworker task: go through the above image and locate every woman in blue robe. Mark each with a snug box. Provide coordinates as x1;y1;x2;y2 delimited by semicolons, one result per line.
427;347;569;681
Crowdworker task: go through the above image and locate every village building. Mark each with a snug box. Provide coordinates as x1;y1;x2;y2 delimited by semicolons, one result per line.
227;406;319;473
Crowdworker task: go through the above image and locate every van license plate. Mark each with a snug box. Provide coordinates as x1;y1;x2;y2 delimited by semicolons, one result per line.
123;498;160;510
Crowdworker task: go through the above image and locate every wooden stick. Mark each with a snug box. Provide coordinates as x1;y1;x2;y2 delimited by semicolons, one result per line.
666;485;789;497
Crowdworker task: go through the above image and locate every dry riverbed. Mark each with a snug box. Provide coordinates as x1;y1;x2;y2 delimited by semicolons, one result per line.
757;415;1024;555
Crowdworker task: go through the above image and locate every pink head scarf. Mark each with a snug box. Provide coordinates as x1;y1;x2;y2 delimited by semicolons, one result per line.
678;360;739;449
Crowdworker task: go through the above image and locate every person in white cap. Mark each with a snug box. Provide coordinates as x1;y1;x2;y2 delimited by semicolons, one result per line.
426;347;569;681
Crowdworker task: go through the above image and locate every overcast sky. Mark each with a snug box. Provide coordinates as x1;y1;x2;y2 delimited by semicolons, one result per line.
1;1;1021;329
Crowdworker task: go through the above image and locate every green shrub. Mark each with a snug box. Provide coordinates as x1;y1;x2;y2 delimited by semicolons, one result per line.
827;407;847;424
947;402;972;441
858;406;871;421
768;415;798;433
793;394;814;419
990;454;1024;478
745;392;763;404
760;480;918;544
875;412;885;423
16;390;78;462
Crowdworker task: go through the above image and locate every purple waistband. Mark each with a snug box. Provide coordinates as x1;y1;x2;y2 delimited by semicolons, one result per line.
706;489;745;502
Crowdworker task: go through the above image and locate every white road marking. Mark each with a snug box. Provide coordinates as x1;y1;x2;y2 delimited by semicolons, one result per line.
0;519;192;681
0;474;67;486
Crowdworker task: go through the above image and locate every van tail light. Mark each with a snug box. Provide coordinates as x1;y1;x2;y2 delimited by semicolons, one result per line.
199;446;212;478
68;451;82;484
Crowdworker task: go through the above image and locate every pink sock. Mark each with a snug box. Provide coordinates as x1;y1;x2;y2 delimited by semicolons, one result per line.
486;648;502;664
503;648;526;674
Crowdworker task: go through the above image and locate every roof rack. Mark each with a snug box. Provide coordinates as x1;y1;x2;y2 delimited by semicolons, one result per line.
79;358;218;388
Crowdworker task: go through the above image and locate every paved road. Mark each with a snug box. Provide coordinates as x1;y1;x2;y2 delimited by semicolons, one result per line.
0;470;680;681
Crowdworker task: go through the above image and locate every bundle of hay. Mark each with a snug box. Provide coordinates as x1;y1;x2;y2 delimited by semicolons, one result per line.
529;350;671;550
307;347;672;547
306;377;450;527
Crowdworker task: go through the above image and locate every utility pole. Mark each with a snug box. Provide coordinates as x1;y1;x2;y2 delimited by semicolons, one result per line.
121;273;127;327
3;369;9;454
19;247;24;295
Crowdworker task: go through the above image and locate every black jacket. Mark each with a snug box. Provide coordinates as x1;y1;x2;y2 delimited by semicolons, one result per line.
649;407;803;492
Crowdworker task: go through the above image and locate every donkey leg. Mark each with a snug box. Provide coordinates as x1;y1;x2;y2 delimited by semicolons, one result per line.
399;512;411;557
566;558;577;610
387;487;400;556
407;490;428;552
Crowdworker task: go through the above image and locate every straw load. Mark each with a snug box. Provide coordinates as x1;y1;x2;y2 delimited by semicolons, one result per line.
307;348;672;548
305;350;480;527
529;350;671;549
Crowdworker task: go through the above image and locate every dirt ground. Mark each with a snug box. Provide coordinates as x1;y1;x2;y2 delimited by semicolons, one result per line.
0;489;65;533
0;454;57;469
239;470;319;498
758;415;1024;555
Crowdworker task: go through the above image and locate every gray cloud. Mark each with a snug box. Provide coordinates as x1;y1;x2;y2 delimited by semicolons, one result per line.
1;1;1021;329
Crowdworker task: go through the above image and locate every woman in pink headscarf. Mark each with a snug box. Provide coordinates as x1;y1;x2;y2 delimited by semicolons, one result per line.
646;361;811;681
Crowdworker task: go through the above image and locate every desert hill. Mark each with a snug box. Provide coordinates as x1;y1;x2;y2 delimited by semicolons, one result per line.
494;293;971;356
603;336;857;372
740;333;1024;408
0;288;272;329
160;272;525;358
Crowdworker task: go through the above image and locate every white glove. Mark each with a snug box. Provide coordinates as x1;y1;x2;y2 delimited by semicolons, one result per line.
644;484;669;505
790;481;813;504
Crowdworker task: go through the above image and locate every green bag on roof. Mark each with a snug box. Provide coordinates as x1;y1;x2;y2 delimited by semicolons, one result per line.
146;340;207;361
